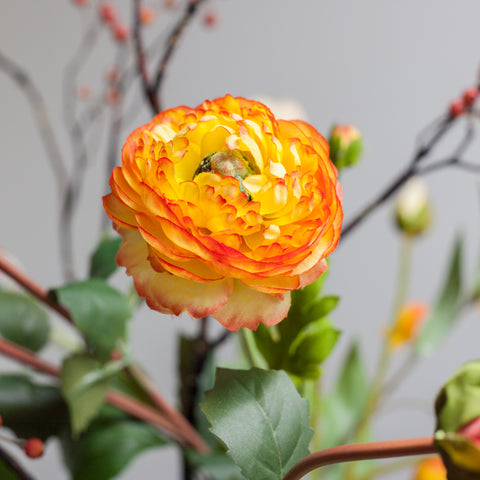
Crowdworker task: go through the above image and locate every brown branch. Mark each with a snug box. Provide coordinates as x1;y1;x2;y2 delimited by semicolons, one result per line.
0;255;72;323
0;50;67;192
132;0;159;114
125;365;208;452
283;437;436;480
0;444;37;480
0;253;209;454
152;0;208;110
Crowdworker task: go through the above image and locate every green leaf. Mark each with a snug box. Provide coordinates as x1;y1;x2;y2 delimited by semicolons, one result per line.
61;418;166;480
51;279;131;359
416;237;463;356
89;236;122;280
0;374;68;440
0;290;50;351
201;368;313;480
187;451;246;480
321;342;368;447
61;354;112;436
287;318;340;379
253;273;340;380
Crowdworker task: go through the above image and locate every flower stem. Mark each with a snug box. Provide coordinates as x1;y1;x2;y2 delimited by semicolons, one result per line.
282;437;436;480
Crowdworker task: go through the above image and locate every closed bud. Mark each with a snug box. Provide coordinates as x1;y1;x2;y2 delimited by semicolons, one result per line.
394;177;432;236
435;360;480;478
328;124;363;170
387;302;428;351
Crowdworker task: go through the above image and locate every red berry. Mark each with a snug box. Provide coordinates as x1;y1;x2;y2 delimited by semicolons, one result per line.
99;2;116;23
449;99;464;118
112;23;129;42
73;0;89;5
203;11;218;28
24;438;44;459
0;414;3;427
463;86;479;107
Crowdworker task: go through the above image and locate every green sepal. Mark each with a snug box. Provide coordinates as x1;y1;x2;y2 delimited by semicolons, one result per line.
435;431;480;476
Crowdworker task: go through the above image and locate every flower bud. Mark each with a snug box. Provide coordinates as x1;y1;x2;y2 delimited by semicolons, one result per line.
394;177;432;236
328;124;363;170
387;302;427;351
434;360;480;478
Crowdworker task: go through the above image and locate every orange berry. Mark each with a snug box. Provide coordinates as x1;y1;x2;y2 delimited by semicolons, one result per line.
106;67;120;84
203;11;218;28
99;2;116;23
463;86;479;107
77;85;93;101
112;23;129;42
139;6;155;25
24;438;44;459
449;99;464;118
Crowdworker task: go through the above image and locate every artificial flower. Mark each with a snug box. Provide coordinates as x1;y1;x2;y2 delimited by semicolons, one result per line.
103;95;342;330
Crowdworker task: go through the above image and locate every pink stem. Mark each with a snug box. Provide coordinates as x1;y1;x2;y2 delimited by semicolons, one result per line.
0;254;209;454
283;437;436;480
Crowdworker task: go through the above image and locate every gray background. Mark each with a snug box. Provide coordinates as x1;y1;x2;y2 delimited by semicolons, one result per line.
1;0;480;478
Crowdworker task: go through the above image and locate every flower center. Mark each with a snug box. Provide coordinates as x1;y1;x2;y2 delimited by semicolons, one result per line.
194;150;258;196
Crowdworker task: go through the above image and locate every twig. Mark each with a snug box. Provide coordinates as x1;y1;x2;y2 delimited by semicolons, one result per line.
132;0;159;114
0;444;37;480
282;437;436;480
125;364;209;453
341;114;460;240
0;50;67;192
0;253;209;454
152;0;208;110
0;335;207;452
0;337;60;377
0;255;72;323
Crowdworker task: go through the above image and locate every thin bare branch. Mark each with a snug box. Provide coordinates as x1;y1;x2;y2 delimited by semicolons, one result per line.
0;50;67;191
152;0;208;110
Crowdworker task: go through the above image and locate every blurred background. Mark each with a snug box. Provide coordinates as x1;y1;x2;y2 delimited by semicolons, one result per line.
1;0;480;478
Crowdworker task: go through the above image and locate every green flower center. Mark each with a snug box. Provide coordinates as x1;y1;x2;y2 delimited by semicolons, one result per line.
194;150;258;196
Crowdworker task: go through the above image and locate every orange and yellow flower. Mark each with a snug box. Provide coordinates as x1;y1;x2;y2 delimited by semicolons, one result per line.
414;456;446;480
103;95;342;331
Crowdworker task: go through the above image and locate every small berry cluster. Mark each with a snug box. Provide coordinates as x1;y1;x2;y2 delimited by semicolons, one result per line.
448;86;479;118
0;415;45;459
99;2;130;43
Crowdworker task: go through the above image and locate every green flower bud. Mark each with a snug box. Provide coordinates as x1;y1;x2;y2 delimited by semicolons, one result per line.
328;124;363;170
435;360;480;479
394;177;432;236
